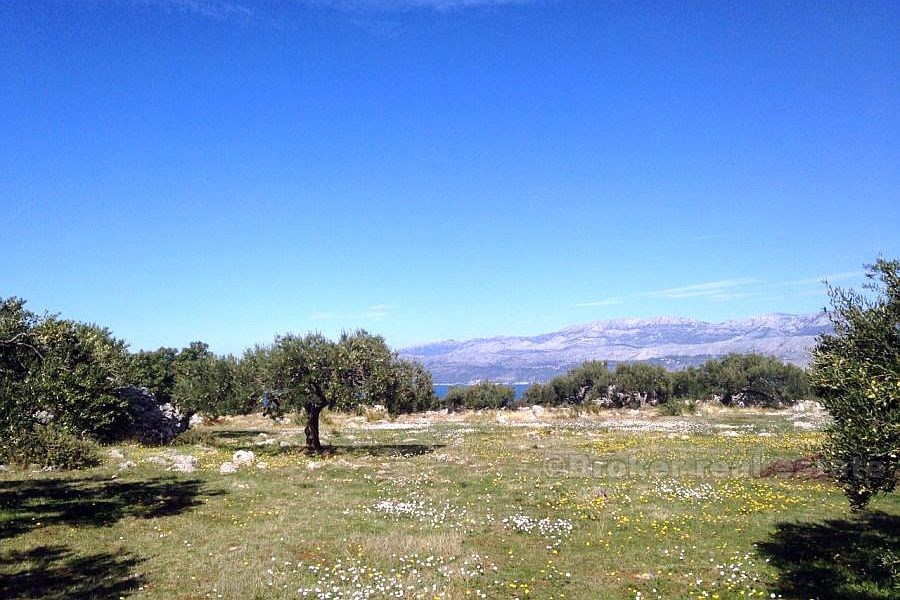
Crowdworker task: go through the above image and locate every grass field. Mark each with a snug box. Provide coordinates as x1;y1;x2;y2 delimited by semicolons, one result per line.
1;407;898;600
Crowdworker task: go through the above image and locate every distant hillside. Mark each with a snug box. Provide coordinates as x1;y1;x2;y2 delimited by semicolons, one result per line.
400;313;831;384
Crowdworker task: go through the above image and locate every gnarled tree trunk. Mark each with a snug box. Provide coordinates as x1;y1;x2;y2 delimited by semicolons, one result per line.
304;403;324;452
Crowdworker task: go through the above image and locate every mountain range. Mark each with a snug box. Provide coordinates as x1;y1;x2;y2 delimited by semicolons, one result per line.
400;313;832;384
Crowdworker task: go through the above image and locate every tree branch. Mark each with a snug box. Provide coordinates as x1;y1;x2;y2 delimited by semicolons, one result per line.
0;333;44;361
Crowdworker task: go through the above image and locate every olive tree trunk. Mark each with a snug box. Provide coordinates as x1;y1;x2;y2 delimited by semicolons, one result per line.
304;403;324;452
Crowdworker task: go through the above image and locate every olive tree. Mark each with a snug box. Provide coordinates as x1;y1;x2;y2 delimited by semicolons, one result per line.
443;382;514;411
270;330;425;451
382;360;438;416
232;344;273;415
1;297;130;468
698;353;809;407
809;258;900;508
171;342;239;417
0;297;130;438
127;347;178;403
613;363;672;406
0;297;43;437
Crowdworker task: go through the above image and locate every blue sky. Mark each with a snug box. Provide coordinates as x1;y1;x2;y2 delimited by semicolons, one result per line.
2;0;898;353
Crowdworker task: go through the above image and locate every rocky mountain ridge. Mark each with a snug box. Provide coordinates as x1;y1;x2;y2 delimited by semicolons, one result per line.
400;313;831;384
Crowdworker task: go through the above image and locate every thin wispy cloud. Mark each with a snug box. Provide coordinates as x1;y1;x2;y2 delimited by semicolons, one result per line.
128;0;536;34
311;304;395;321
573;278;759;308
135;0;253;19
645;278;760;299
781;271;865;286
573;297;622;308
573;268;866;310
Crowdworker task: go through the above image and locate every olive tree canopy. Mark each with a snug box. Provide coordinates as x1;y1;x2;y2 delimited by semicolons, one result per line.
810;258;900;508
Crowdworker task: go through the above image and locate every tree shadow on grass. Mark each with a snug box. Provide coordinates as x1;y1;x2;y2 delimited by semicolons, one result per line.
241;441;446;459
0;475;224;540
0;544;146;600
324;443;446;458
210;429;270;440
756;511;900;600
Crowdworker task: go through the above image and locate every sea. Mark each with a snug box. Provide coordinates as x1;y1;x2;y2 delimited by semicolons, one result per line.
433;383;532;400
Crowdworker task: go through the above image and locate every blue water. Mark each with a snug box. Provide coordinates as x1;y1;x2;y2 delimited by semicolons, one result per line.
434;383;532;400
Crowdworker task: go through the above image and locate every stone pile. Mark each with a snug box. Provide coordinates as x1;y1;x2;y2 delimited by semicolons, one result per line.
116;386;191;444
143;449;198;473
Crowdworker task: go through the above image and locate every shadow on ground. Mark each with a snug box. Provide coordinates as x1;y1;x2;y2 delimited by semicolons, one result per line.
325;443;445;457
0;544;146;600
207;428;445;459
756;510;900;600
209;429;270;439
0;475;223;540
248;442;446;458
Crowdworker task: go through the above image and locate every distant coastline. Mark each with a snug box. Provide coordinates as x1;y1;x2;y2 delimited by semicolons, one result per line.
407;313;830;385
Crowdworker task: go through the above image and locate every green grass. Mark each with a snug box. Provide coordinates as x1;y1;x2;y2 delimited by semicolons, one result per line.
1;408;897;599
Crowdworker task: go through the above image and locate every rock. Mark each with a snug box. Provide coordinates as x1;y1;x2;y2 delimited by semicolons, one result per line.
145;450;197;473
721;430;740;437
119;460;136;470
108;448;125;460
0;464;8;472
232;450;255;467
793;420;817;430
218;450;257;474
255;438;277;446
189;413;206;427
307;460;323;471
531;405;546;418
169;454;198;474
792;400;824;413
279;441;292;448
116;386;190;444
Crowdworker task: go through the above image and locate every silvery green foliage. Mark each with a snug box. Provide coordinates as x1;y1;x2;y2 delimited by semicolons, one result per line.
810;259;900;508
1;298;130;446
270;330;435;451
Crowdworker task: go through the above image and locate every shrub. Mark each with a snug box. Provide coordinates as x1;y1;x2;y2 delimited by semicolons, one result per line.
1;298;132;447
657;397;699;416
528;355;808;409
443;382;515;411
170;427;214;446
364;405;389;422
1;425;100;470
